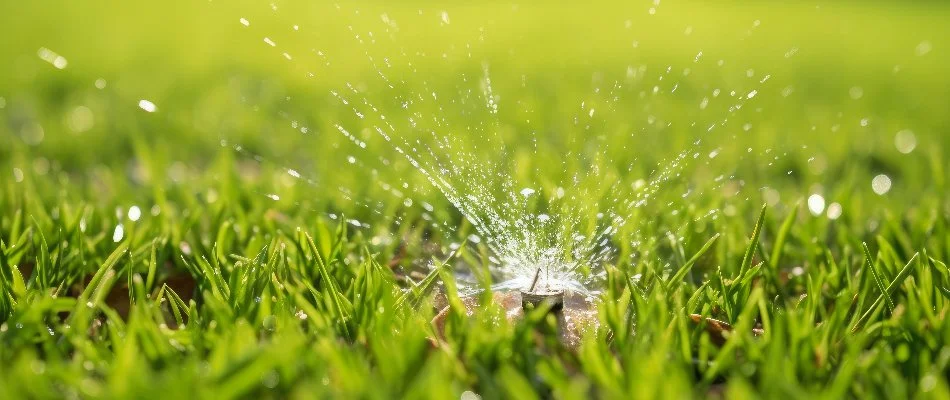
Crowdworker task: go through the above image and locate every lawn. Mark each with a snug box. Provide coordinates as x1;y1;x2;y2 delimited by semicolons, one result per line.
1;1;949;398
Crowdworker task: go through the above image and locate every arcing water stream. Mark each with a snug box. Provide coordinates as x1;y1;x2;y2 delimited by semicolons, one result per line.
223;3;784;296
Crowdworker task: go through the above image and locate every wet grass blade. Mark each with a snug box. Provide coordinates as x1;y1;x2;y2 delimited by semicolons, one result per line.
862;242;894;313
668;233;720;287
304;232;351;333
738;204;767;281
394;248;457;310
769;202;798;268
851;252;919;332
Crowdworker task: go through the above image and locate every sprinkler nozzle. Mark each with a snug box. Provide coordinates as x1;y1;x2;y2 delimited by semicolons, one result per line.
521;290;564;311
528;266;543;292
522;267;563;311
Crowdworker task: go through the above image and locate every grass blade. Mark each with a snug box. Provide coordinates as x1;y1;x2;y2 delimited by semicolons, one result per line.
668;233;720;287
769;202;799;268
862;242;894;312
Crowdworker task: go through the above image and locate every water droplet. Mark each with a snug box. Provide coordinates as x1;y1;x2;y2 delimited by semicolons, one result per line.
763;188;780;206
461;391;482;400
894;130;917;154
33;158;49;175
849;86;864;100
807;194;825;216
872;175;892;195
262;370;279;388
915;41;932;56
138;99;157;113
921;374;938;392
826;203;843;220
37;47;68;69
12;168;24;183
520;188;536;197
19;123;45;146
128;206;141;221
112;224;124;242
239;17;250;27
67;106;94;133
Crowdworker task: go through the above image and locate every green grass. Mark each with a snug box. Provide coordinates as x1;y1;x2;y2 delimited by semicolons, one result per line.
2;1;950;398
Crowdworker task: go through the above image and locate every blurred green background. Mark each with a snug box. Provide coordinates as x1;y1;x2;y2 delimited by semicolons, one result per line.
1;0;948;236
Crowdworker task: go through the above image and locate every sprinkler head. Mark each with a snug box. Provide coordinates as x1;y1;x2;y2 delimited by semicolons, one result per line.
520;290;564;311
522;266;563;311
